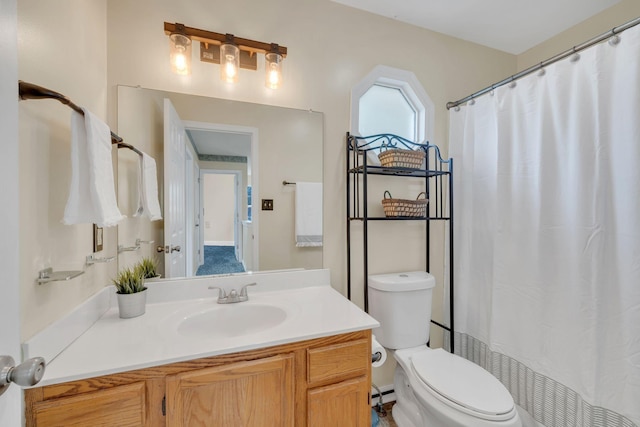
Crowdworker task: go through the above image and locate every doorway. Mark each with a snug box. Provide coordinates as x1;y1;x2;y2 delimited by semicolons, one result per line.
196;170;245;275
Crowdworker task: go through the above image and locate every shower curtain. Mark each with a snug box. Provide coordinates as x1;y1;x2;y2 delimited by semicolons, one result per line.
448;25;640;427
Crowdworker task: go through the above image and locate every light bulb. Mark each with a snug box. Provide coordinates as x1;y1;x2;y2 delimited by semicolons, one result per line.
224;56;237;80
265;52;283;89
220;43;240;83
268;67;280;87
174;52;187;73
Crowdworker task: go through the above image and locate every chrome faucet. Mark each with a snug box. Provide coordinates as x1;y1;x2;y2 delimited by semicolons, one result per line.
208;283;257;304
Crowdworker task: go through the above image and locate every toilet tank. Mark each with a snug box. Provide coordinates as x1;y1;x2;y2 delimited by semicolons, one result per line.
368;271;436;350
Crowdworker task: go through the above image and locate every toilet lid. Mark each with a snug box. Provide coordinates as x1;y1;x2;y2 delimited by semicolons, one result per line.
411;349;514;416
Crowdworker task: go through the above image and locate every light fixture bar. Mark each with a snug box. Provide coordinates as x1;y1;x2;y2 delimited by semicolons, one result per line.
164;22;287;57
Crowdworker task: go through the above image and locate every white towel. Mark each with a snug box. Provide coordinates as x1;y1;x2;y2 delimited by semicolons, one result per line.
295;182;323;247
134;152;162;221
63;108;124;227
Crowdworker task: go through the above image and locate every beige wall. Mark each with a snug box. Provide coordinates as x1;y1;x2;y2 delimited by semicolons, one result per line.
517;0;640;70
18;0;112;341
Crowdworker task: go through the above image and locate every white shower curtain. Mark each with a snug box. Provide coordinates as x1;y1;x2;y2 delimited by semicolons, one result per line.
449;25;640;427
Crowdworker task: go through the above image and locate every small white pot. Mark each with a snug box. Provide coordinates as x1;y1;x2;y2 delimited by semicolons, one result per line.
116;288;148;319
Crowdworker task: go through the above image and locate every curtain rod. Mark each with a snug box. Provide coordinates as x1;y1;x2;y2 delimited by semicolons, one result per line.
18;81;137;151
446;15;640;110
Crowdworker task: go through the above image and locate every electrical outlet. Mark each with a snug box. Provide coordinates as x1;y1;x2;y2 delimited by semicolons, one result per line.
262;199;274;211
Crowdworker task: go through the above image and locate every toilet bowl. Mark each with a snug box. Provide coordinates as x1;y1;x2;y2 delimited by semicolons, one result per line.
368;272;522;427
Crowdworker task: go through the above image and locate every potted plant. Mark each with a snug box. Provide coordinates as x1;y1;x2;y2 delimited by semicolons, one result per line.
136;256;160;280
112;267;147;319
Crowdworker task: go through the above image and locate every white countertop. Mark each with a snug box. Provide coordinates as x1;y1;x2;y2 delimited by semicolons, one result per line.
33;270;378;386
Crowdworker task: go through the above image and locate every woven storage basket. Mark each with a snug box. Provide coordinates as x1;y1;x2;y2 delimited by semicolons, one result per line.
381;191;428;218
378;148;425;169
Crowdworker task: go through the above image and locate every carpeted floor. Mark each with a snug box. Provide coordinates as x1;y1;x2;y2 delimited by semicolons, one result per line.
196;245;245;276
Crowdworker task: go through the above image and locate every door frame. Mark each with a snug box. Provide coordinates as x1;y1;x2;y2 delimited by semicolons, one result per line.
184;144;200;276
183;120;259;270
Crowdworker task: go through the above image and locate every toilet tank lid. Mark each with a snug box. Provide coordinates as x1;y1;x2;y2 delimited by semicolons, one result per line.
369;271;435;292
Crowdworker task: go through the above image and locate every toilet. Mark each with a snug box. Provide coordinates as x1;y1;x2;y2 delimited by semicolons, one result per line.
368;271;522;427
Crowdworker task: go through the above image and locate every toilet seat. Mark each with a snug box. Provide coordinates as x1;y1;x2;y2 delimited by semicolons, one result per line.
410;348;515;421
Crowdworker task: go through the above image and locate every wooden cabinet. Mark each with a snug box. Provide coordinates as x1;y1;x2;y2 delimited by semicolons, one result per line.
25;330;371;427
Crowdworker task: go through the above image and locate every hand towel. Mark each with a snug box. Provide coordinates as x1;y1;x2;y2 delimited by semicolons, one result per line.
295;182;323;247
134;152;163;221
63;109;124;227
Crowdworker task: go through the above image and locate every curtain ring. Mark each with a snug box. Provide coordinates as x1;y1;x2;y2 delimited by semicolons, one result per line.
608;34;620;46
537;63;546;76
570;47;580;62
469;99;476;106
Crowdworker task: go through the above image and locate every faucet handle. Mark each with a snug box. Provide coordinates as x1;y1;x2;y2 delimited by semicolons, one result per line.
208;286;227;301
239;282;257;298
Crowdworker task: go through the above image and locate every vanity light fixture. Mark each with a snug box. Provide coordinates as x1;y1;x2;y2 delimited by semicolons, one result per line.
164;22;288;88
168;23;192;75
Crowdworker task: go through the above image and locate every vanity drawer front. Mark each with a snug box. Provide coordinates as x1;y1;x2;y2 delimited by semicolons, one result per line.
307;338;370;384
30;382;146;426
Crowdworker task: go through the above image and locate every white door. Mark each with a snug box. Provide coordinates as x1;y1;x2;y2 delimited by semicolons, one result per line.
163;99;186;278
1;1;23;423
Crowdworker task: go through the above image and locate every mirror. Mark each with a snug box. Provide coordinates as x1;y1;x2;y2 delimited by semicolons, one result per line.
116;86;323;279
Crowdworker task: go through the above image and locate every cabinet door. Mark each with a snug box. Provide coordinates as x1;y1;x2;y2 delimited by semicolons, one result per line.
307;376;370;427
166;353;294;427
30;382;146;426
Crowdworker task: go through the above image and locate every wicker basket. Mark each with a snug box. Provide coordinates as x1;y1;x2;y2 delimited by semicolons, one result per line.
381;191;428;218
378;148;425;169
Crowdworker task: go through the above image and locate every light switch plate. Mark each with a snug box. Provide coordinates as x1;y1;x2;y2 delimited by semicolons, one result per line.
262;199;274;211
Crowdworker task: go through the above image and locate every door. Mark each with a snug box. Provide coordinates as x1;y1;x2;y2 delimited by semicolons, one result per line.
166;354;294;426
0;1;23;423
307;376;370;427
163;98;186;278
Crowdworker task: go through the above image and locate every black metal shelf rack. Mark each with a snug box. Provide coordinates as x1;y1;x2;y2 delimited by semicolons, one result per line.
346;132;455;352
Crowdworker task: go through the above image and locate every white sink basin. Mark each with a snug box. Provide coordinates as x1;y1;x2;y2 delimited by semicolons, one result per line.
160;298;293;340
177;304;288;338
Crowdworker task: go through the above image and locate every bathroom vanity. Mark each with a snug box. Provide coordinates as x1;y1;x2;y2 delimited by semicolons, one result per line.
23;269;378;426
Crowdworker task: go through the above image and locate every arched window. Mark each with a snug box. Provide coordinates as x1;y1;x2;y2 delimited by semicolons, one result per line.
351;65;434;152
